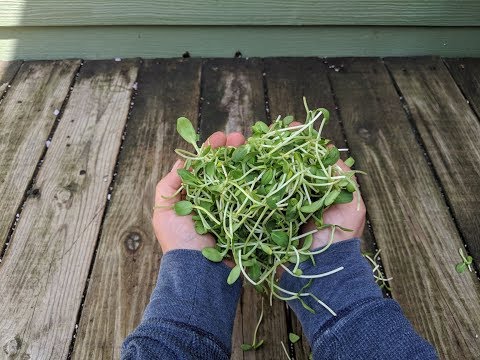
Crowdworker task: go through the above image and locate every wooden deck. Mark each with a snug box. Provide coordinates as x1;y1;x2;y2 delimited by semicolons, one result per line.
0;57;479;360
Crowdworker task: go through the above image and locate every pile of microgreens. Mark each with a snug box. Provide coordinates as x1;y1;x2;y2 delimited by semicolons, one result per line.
170;98;361;317
165;98;393;352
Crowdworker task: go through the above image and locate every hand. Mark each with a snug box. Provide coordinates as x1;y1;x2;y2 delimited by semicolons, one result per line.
287;121;366;249
304;158;366;249
152;131;245;254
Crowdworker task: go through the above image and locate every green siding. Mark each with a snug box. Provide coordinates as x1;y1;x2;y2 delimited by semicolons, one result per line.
0;0;479;59
1;26;480;60
0;0;479;26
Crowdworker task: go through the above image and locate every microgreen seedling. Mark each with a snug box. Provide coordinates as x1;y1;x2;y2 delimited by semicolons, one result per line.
173;98;365;326
363;249;393;290
456;248;473;273
288;332;301;344
241;297;265;351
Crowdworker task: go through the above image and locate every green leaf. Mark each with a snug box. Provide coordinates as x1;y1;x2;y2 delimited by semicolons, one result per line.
229;169;243;179
227;265;242;285
466;256;473;264
289;333;301;344
346;182;356;193
283;115;294;125
200;145;211;156
202;247;223;262
293;268;303;276
318;107;330;122
323;146;340;166
205;162;215;177
252;121;270;134
299;298;316;314
261;169;274;185
241;344;253;351
232;145;249;162
344;156;355;167
286;198;299;221
260;243;273;255
176;117;197;146
177;169;198;185
456;263;466;273
302;234;313;249
194;221;208;235
245;170;258;182
333;190;354;204
266;196;280;210
249;260;261;281
271;230;289;248
300;199;324;213
174;200;193;216
324;189;340;206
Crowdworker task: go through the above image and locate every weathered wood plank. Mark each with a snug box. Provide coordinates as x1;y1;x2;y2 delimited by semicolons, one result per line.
0;60;80;250
0;60;22;94
385;57;480;267
0;60;138;359
0;0;479;26
71;58;202;360
264;57;382;359
200;58;290;360
327;57;480;359
445;58;480;117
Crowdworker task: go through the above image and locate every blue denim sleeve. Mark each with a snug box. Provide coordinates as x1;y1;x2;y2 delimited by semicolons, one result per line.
121;249;241;360
279;238;438;360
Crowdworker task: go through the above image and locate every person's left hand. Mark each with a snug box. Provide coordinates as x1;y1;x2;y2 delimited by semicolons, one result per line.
152;131;245;254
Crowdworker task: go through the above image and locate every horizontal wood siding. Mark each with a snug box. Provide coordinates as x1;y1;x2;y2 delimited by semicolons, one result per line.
1;26;480;60
0;0;479;26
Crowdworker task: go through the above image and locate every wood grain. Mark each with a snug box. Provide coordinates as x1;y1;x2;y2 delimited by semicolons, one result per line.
200;58;290;360
0;60;138;359
0;60;80;250
71;58;202;359
3;26;480;61
327;57;480;359
385;57;480;266
264;57;382;359
0;60;21;94
0;0;479;26
445;58;480;117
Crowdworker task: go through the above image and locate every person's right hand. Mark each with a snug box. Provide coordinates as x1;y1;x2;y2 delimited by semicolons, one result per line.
304;158;366;249
152;131;245;255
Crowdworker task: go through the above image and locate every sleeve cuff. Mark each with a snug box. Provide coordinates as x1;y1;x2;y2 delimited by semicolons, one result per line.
143;249;242;351
278;238;383;343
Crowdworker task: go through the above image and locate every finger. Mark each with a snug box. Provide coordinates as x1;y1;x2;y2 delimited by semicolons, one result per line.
289;121;302;127
155;160;184;208
226;132;245;147
206;131;227;149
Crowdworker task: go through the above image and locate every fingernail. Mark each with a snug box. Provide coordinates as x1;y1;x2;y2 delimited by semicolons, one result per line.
171;159;182;171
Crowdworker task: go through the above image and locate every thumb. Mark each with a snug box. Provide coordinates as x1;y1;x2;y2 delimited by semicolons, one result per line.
155;160;184;209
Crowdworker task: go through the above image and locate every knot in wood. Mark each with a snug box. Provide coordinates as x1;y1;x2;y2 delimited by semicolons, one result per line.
55;188;72;203
3;338;19;355
125;232;142;252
